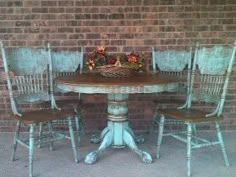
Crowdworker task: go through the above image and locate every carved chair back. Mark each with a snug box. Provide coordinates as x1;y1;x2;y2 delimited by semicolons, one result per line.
0;42;53;115
152;47;192;99
48;44;84;77
186;41;236;116
152;47;192;75
48;43;84;94
152;47;192;87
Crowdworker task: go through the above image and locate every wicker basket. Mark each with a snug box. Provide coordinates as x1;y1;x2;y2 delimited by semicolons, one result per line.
96;65;136;78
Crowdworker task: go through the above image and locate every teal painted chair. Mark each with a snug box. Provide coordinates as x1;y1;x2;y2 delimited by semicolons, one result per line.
0;41;78;177
156;40;236;177
149;46;192;135
41;43;85;144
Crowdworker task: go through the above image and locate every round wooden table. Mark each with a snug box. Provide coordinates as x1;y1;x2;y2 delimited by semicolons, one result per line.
55;72;180;164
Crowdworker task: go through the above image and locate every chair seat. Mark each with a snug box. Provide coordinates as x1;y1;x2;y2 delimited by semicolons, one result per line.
158;108;223;123
11;109;76;124
153;99;185;105
41;99;83;109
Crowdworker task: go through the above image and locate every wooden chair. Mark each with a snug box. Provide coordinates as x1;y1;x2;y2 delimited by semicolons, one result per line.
41;43;85;143
0;41;78;177
156;40;236;177
149;46;192;135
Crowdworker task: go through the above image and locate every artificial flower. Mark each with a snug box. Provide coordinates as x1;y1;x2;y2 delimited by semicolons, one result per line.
86;58;95;70
96;46;105;54
85;46;146;72
128;53;137;63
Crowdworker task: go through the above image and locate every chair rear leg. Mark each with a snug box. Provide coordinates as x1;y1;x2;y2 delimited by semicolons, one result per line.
192;124;199;144
149;108;158;136
74;105;85;143
75;116;81;144
79;117;86;136
68;117;78;163
187;123;192;177
29;124;35;177
156;115;165;159
215;121;230;166
12;120;21;161
37;122;43;148
48;121;54;151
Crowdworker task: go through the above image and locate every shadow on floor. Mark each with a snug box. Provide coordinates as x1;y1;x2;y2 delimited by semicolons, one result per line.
0;131;235;177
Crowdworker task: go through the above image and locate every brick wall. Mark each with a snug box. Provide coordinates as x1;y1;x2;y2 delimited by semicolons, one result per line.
0;0;236;132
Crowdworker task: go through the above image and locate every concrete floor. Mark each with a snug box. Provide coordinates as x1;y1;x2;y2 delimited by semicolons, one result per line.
0;131;235;177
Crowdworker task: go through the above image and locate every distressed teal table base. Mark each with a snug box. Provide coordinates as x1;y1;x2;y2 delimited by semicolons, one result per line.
84;93;152;164
90;127;144;145
85;121;152;164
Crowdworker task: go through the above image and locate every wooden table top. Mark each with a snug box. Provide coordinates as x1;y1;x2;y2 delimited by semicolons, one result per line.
55;72;181;94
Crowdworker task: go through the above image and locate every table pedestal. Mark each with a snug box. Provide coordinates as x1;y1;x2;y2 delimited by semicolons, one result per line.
84;94;152;164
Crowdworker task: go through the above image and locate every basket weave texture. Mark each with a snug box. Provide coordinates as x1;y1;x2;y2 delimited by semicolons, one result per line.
96;65;136;78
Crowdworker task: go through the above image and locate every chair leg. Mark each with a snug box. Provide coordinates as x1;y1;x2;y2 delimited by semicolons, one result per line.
192;124;198;144
187;123;192;177
79;117;86;136
12;120;21;161
29;124;35;177
75;116;81;144
74;105;85;143
38;122;43;148
68;117;78;163
156;115;165;159
48;121;54;151
215;121;230;167
149;107;158;136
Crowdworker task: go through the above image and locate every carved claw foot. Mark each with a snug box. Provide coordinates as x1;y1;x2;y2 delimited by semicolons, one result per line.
90;135;101;144
84;151;99;164
135;134;145;144
90;127;110;144
140;151;152;164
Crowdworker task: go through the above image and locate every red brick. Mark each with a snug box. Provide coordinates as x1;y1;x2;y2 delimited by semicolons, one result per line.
58;1;74;6
48;8;65;13
0;8;14;14
32;8;48;13
15;21;31;26
41;1;57;6
24;1;40;7
109;0;126;6
200;32;218;38
24;14;40;20
224;25;236;31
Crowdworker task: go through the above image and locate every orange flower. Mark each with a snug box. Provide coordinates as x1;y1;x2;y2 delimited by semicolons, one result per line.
96;46;105;54
106;58;116;65
86;59;95;70
128;53;137;63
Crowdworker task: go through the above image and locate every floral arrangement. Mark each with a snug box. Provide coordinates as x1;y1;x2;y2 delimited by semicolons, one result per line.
85;46;146;73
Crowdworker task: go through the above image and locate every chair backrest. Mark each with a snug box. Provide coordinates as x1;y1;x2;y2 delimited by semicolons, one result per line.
48;43;84;76
152;47;192;95
0;41;51;115
188;40;236;116
152;47;192;74
47;43;84;104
